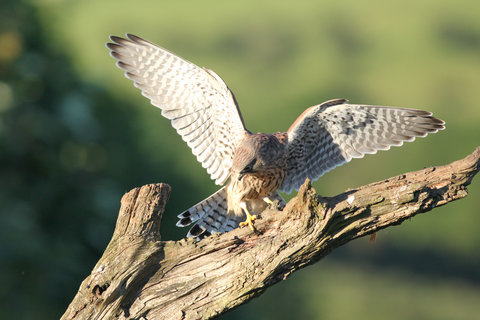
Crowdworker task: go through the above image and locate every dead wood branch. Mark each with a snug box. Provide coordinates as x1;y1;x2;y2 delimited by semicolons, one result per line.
62;146;480;320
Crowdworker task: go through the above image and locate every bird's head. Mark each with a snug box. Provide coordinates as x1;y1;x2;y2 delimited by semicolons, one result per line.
237;156;257;181
232;133;286;181
232;142;258;181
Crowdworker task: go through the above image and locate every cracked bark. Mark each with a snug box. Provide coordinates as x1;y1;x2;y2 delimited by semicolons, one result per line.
62;146;480;320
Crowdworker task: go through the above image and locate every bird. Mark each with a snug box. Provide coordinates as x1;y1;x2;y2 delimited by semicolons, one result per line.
106;34;445;239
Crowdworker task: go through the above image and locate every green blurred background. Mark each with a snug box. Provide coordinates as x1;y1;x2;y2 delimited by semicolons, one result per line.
1;0;479;319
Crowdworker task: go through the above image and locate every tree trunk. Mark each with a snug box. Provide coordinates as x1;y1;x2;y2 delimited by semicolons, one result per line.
62;147;480;320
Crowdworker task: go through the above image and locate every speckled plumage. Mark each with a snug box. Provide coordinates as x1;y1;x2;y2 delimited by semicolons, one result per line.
107;34;445;239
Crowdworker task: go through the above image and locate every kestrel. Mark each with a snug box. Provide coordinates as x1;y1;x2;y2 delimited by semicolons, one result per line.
107;34;445;239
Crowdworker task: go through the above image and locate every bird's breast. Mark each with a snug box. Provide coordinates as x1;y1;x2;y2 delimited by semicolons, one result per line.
226;169;285;217
236;170;285;200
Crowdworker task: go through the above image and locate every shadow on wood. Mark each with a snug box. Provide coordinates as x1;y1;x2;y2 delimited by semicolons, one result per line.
62;147;480;320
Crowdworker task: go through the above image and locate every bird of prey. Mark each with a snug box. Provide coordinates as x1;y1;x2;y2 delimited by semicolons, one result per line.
107;34;445;239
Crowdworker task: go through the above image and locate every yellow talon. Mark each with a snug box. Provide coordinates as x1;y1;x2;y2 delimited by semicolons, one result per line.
239;213;257;231
239;202;257;231
263;197;274;205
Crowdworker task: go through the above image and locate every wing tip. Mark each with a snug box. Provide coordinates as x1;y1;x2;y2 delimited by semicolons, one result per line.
319;98;349;108
108;35;125;44
106;34;151;50
126;33;154;46
105;41;120;51
125;33;142;42
432;117;446;130
115;60;130;70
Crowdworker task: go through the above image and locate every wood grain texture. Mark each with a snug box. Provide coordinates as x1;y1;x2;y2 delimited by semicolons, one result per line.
62;147;480;320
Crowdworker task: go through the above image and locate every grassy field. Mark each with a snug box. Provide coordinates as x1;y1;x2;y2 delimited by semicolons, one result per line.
17;0;480;318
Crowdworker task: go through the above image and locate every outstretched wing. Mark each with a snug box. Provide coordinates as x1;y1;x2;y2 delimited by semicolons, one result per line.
107;34;248;185
280;99;445;193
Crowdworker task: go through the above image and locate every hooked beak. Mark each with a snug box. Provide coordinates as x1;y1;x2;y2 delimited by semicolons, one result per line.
238;168;252;181
238;172;246;181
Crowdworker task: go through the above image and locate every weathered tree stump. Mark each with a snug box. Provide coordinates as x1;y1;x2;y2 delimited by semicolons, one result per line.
62;147;480;320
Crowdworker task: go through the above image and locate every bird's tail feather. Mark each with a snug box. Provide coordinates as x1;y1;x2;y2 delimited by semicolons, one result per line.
176;187;240;239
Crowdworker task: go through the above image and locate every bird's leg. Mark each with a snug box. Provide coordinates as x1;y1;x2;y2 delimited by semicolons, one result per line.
239;202;257;231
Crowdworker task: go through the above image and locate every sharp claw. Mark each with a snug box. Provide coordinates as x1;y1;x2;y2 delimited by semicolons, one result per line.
263;197;274;206
239;202;258;232
239;214;257;231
